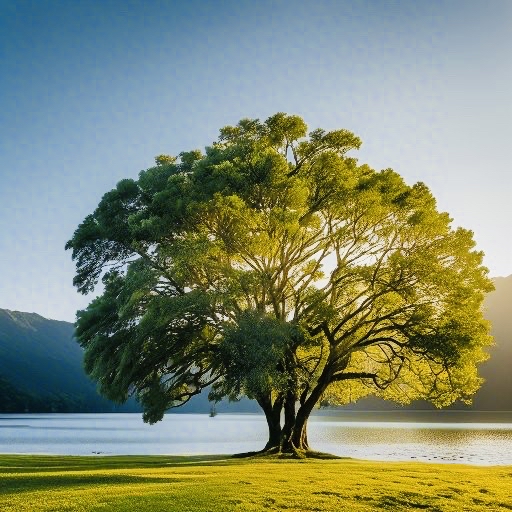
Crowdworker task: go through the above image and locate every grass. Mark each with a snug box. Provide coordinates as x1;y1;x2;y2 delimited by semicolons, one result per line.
0;454;511;511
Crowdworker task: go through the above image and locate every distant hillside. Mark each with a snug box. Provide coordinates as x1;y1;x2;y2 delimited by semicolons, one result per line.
0;309;138;413
1;275;510;413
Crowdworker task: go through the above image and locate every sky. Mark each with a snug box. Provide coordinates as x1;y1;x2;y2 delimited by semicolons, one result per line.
1;0;511;322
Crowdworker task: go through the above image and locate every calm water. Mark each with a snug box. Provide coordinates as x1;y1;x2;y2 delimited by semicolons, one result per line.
0;413;511;465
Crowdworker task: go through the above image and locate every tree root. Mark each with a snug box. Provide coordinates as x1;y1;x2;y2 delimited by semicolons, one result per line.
232;447;343;460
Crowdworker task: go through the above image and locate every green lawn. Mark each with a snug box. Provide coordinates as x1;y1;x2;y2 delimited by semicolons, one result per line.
0;454;511;511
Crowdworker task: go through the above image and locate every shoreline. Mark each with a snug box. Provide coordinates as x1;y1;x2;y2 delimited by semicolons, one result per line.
0;453;511;468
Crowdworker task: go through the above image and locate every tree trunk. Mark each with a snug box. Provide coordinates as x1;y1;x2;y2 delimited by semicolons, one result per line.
257;394;283;452
263;406;282;451
287;408;310;451
281;388;296;447
283;380;328;453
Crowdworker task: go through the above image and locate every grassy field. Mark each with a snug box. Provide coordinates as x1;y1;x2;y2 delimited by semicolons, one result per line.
0;454;511;511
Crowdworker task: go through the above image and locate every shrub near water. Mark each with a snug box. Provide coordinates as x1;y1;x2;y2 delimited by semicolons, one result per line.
0;455;511;511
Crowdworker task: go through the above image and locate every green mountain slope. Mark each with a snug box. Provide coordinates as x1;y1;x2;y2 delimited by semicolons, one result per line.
0;309;137;412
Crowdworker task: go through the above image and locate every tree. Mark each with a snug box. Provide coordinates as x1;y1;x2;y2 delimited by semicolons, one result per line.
66;113;493;455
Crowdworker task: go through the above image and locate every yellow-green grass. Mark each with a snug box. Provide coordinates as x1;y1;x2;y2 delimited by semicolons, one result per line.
0;454;511;511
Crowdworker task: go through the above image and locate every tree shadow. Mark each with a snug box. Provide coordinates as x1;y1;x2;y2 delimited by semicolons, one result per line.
0;473;192;495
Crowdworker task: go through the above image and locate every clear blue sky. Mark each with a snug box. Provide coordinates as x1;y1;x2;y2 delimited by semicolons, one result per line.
1;0;511;321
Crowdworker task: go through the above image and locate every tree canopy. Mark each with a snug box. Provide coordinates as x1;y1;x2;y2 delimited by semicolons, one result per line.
66;113;493;454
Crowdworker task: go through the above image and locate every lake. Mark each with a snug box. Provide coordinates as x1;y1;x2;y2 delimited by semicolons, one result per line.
1;412;511;465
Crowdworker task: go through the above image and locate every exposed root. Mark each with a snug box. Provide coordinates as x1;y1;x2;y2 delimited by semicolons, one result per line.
232;447;343;460
232;446;280;458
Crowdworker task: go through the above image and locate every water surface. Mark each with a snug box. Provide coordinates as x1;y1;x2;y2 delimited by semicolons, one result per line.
0;412;511;465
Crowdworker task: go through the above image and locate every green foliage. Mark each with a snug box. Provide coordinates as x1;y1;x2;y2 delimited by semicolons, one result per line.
67;113;493;432
211;312;293;400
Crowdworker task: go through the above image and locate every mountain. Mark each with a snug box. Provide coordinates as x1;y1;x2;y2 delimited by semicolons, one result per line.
0;275;511;413
0;309;137;412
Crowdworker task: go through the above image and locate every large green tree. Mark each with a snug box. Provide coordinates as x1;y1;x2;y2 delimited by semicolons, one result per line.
67;113;493;455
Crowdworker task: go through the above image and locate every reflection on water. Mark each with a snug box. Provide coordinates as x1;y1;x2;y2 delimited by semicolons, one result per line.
0;413;511;465
309;419;512;465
